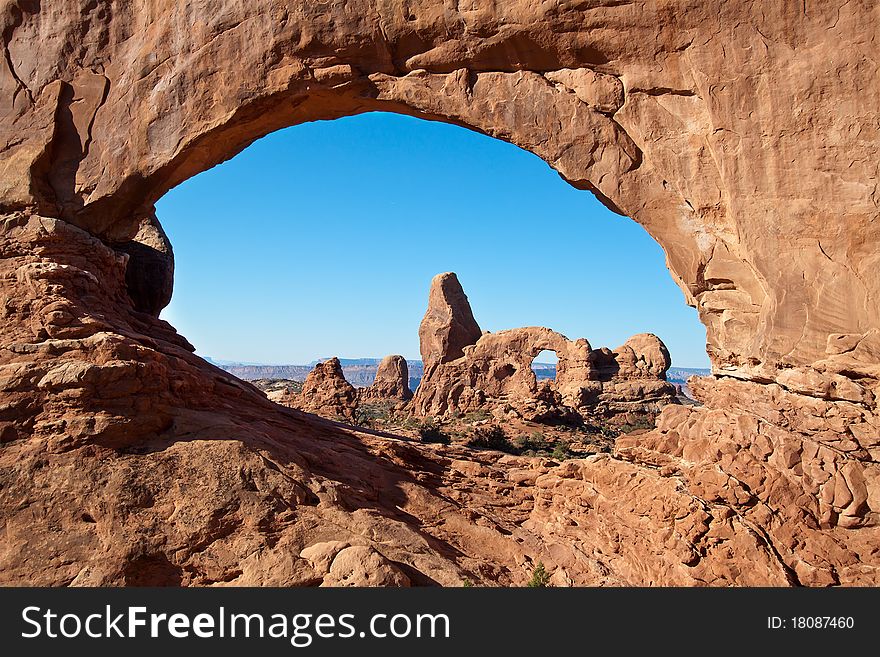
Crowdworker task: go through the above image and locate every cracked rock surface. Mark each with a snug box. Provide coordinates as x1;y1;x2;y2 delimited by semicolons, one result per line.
1;2;879;585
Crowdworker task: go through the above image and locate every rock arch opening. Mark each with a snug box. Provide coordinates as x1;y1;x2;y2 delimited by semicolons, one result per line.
2;1;876;587
155;112;709;384
531;350;558;383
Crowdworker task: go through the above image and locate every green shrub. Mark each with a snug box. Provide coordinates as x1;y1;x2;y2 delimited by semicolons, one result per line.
550;440;575;461
418;420;451;445
527;562;551;588
356;402;402;428
511;433;575;460
599;425;619;439
395;415;422;431
514;432;552;454
466;425;516;452
617;416;655;434
461;409;491;423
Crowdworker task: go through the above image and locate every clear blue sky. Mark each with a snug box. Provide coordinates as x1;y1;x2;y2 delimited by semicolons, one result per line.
156;112;709;368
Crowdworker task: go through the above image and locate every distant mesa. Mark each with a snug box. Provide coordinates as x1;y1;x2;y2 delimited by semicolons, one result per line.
221;359;706;393
221;359;423;389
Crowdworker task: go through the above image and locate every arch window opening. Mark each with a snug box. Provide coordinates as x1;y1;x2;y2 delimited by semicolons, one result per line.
156;111;709;446
531;350;558;382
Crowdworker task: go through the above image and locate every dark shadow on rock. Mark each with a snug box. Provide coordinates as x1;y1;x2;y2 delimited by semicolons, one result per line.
122;552;183;586
113;240;173;316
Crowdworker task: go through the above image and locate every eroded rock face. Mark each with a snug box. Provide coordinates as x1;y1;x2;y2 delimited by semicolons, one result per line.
613;334;672;379
321;545;411;588
360;355;413;403
4;2;876;384
418;273;482;367
293;358;358;421
582;334;679;417
111;213;174;317
0;2;878;586
413;276;677;419
1;212;879;586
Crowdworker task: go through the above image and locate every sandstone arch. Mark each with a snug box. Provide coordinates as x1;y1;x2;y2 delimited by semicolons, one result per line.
1;2;878;586
4;1;876;386
412;273;676;418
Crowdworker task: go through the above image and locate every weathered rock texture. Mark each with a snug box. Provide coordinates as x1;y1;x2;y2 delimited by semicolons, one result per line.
586;334;678;416
360;354;413;403
293;358;358;421
418;273;482;368
414;274;677;419
1;2;878;586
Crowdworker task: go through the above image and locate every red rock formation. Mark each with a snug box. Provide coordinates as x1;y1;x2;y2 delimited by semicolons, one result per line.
0;215;559;586
293;358;358;421
418;273;482;367
0;1;878;586
614;334;672;379
413;276;677;419
360;355;413;403
582;334;679;417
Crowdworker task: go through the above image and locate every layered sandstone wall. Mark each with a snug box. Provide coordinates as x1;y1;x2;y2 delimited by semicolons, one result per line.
0;1;878;585
3;1;877;383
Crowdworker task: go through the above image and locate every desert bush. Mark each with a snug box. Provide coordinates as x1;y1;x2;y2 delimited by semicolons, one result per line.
550;440;575;461
514;432;552;454
394;415;423;431
462;409;491;424
418;420;451;445
466;425;516;452
617;415;655;434
353;402;394;428
511;433;575;460
599;425;619;439
527;562;551;588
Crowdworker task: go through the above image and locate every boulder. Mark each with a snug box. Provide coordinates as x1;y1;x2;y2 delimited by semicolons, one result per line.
614;334;673;379
321;546;410;588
